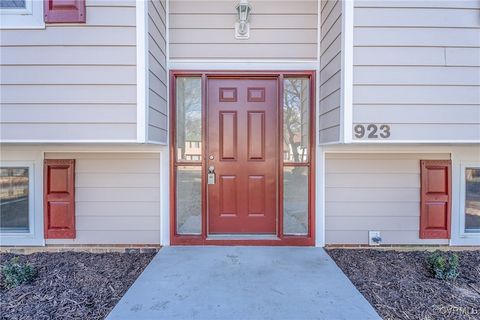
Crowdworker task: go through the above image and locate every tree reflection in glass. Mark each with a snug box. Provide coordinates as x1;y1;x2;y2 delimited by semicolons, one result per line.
283;78;309;163
176;77;202;162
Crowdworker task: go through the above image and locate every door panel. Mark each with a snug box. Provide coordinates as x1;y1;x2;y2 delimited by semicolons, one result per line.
247;111;265;160
219;112;237;160
208;78;277;234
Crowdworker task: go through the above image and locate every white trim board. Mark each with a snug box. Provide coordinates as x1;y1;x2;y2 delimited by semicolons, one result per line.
315;146;326;247
315;0;323;247
161;0;171;247
136;0;149;143
169;60;319;71
350;140;480;144
340;0;354;144
1;144;164;153
1;140;140;144
159;148;170;246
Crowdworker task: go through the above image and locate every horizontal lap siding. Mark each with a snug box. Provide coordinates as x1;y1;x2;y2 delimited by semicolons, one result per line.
352;1;480;142
169;0;318;60
319;0;341;143
0;1;137;141
325;153;450;245
45;153;160;245
148;0;168;143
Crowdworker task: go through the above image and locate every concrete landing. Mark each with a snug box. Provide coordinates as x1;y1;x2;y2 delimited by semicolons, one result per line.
107;246;380;320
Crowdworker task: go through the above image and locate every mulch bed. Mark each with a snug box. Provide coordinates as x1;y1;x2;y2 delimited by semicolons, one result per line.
0;251;155;320
327;249;480;320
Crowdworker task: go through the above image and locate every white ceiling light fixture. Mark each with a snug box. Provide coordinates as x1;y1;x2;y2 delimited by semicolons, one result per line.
235;0;252;40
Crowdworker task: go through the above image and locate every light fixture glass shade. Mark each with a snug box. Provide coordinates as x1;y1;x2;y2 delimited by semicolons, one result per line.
236;1;251;22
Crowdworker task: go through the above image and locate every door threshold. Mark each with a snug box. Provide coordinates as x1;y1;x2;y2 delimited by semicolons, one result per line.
207;234;280;241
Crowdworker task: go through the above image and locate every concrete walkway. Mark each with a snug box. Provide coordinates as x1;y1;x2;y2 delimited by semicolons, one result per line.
107;247;380;320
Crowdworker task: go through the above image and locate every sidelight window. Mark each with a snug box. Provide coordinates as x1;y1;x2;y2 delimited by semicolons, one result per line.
175;77;202;163
282;77;311;235
174;77;203;235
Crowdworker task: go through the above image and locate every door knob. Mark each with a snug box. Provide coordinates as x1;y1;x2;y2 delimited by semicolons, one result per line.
208;166;216;184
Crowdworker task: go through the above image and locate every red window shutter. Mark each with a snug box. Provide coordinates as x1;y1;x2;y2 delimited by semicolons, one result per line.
44;159;76;239
44;0;86;23
420;160;451;239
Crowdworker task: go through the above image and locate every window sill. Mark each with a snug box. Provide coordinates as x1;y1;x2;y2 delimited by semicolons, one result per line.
0;234;44;246
0;24;46;29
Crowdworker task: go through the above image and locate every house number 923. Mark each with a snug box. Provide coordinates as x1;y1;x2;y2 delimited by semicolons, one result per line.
354;124;391;139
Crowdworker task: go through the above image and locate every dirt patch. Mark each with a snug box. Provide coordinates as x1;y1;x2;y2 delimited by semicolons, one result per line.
0;251;155;320
327;249;480;320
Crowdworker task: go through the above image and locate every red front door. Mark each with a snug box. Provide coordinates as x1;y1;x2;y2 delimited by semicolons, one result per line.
207;78;278;234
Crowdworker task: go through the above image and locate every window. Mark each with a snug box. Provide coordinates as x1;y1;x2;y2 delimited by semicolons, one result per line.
0;165;32;233
464;167;480;234
0;0;44;29
1;0;27;11
283;78;310;163
174;77;203;235
175;77;202;163
283;77;311;235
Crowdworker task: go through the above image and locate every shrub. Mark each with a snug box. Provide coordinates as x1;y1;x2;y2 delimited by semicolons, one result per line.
1;257;37;288
426;251;460;280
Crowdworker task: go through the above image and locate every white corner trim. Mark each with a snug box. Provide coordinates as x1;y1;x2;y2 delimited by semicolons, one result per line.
315;0;323;247
315;146;326;247
160;0;171;246
159;149;170;246
340;0;354;144
136;0;149;143
165;0;170;134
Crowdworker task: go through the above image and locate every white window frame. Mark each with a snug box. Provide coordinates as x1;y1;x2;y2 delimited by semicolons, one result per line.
0;0;45;29
459;162;480;239
0;161;35;239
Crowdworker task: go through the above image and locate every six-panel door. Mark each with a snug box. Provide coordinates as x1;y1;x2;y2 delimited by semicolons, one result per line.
207;79;278;234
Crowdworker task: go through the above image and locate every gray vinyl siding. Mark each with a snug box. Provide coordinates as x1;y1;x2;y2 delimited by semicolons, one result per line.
325;153;450;245
169;0;318;60
0;0;137;142
352;0;480;142
147;0;168;143
45;153;160;245
319;0;342;143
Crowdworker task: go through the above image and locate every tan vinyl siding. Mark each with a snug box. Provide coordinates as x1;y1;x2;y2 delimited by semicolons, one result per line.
169;0;318;60
44;153;160;245
148;0;168;143
0;0;137;142
352;0;480;142
319;0;342;143
325;153;451;245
